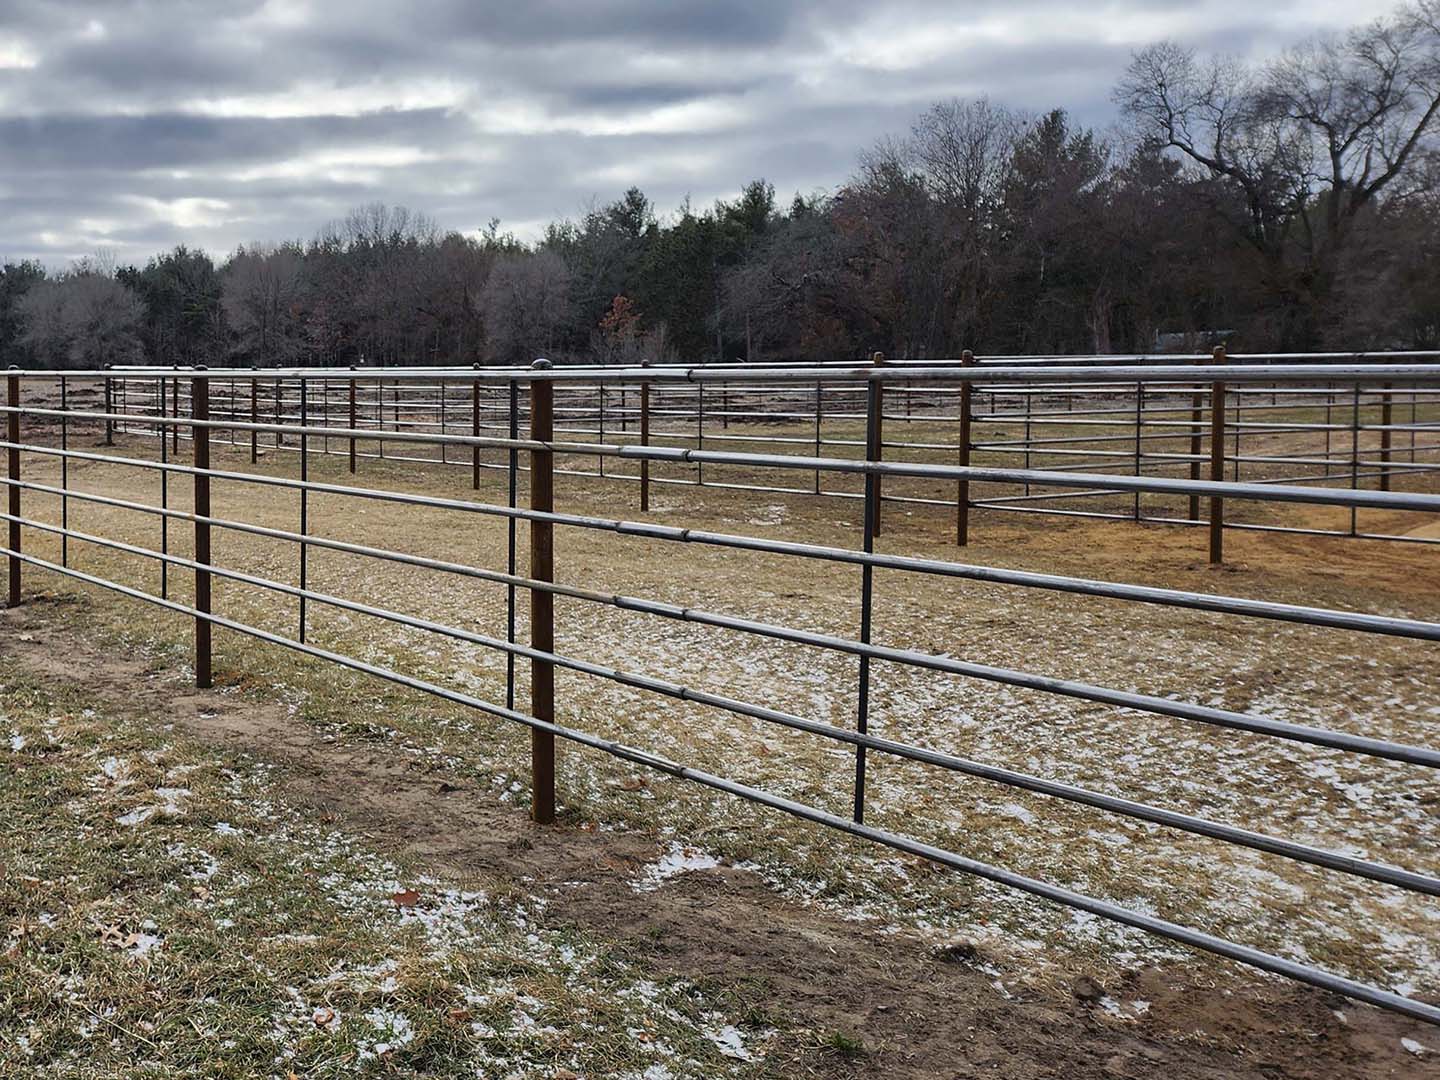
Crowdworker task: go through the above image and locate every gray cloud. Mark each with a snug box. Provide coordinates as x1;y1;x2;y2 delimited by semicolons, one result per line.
0;0;1402;266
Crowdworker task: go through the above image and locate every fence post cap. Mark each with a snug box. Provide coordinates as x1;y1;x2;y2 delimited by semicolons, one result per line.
961;349;975;366
531;358;552;370
471;363;481;370
1213;345;1227;362
871;351;886;365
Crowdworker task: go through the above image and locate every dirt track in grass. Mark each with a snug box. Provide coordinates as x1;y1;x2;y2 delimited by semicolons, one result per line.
2;598;1438;1079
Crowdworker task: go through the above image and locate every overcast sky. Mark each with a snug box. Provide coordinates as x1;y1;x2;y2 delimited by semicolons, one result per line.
0;0;1402;267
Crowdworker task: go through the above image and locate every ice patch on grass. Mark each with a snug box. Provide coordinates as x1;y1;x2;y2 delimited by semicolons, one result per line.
359;1007;414;1059
633;843;721;892
702;1018;760;1061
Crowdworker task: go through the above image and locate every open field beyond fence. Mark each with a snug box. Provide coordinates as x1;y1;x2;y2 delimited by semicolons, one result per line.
2;358;1440;1075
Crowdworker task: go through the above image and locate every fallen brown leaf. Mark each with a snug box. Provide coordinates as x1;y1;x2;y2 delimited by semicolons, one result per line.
390;889;421;908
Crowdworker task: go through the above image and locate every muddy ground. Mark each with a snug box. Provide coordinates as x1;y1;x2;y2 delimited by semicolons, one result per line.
2;600;1436;1079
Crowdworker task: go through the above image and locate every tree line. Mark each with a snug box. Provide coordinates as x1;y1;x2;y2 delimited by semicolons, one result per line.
3;0;1438;368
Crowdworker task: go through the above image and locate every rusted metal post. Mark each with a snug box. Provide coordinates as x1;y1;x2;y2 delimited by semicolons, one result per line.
1188;355;1204;522
299;377;309;643
439;378;448;465
193;372;212;688
854;368;884;823
249;375;258;464
471;368;481;489
159;377;169;600
348;370;358;473
103;367;114;445
1379;383;1393;492
868;352;885;538
529;360;556;825
814;380;823;495
696;383;705;487
640;362;651;512
59;376;69;568
1133;381;1143;520
1208;346;1226;565
1350;383;1361;536
507;379;519;712
957;350;975;545
6;368;20;607
171;375;180;453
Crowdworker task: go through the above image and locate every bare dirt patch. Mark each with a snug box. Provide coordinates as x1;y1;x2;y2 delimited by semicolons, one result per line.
3;599;1436;1079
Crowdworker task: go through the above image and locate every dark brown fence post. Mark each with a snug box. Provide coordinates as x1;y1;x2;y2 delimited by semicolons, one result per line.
193;371;212;688
1188;353;1204;522
103;367;114;445
957;349;975;545
249;374;258;464
1380;382;1393;492
6;368;19;608
1208;346;1226;565
854;367;884;824
471;366;481;490
298;376;309;643
349;368;358;474
529;359;556;825
868;352;885;538
640;361;651;512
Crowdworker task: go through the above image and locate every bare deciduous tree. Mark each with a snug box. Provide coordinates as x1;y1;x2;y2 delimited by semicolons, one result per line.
18;268;145;368
1117;2;1440;344
478;251;573;364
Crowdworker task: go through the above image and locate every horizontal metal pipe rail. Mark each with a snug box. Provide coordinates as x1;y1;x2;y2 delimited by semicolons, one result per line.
6;363;1439;1027
11;509;1440;899
3;542;1437;1024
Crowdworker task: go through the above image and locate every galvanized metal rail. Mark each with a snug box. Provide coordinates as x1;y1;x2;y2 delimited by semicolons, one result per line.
99;351;1440;552
2;360;1438;1027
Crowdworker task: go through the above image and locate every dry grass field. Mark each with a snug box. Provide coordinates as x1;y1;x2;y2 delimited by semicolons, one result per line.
3;398;1439;1078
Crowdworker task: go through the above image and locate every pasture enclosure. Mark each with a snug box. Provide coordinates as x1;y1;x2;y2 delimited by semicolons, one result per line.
104;348;1440;553
3;355;1440;1032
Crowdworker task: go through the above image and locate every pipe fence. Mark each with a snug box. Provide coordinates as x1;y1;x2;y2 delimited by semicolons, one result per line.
2;360;1439;1026
100;349;1440;557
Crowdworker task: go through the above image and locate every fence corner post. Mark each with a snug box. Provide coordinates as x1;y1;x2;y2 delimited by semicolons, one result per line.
957;349;975;546
1208;345;1226;566
6;366;19;608
529;358;556;825
193;369;212;688
640;360;651;512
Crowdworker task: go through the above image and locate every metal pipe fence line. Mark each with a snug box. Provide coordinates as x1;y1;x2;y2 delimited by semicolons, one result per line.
1;360;1439;1027
95;351;1440;556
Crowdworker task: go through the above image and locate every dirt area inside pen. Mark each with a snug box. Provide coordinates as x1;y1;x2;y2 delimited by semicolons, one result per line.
3;412;1439;1077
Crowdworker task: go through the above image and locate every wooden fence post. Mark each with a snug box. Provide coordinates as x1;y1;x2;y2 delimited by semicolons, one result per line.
957;349;975;545
529;359;556;825
640;361;651;512
868;352;885;538
6;368;19;608
1208;346;1226;565
193;371;212;688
